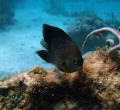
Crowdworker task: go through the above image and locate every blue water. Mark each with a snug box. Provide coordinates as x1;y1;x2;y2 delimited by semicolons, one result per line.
0;0;120;78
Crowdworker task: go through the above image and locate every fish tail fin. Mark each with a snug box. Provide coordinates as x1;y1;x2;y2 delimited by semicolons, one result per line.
37;50;49;62
40;39;48;49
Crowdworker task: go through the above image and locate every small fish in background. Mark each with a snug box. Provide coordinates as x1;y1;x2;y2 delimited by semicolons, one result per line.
37;24;83;73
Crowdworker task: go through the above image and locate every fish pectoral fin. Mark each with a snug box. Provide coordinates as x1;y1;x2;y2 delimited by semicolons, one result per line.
40;39;47;49
37;50;49;62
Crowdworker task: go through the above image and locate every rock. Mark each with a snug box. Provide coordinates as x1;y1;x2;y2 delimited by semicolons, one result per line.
0;49;120;109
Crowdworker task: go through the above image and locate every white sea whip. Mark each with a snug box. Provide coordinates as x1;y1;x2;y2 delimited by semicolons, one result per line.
82;27;120;53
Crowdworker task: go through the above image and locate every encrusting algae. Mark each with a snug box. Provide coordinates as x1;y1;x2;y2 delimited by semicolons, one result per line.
0;48;120;110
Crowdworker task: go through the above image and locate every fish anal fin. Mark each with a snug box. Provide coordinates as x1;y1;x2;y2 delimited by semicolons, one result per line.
37;50;49;62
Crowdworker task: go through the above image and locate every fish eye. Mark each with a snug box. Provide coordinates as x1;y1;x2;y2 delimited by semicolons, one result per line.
73;58;78;64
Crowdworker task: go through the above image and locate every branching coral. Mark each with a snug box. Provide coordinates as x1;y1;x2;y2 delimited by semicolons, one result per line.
105;10;120;28
67;16;108;54
82;27;120;53
106;39;114;48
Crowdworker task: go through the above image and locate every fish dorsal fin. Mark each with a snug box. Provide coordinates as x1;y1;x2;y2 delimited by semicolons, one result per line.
43;24;69;42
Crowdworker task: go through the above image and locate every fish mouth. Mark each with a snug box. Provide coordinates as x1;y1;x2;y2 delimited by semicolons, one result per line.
76;65;83;71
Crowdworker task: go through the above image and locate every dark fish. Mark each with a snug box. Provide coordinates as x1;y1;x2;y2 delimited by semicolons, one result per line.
37;24;83;73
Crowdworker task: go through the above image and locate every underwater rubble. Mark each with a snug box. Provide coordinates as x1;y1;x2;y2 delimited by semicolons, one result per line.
0;6;15;29
67;16;108;54
44;0;92;17
67;14;120;54
0;0;25;29
67;16;107;38
0;48;120;110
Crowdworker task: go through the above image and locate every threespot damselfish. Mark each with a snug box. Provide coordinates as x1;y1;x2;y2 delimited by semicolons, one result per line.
37;24;83;73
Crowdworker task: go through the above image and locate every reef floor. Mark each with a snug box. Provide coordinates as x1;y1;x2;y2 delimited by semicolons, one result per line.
0;49;120;110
